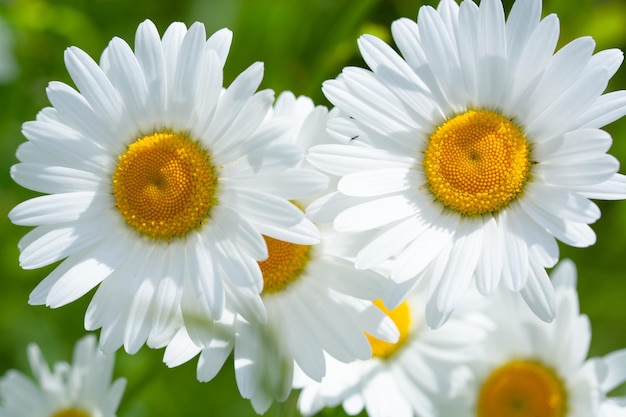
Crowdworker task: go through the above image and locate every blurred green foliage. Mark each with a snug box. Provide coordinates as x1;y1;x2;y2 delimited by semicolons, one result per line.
0;0;625;416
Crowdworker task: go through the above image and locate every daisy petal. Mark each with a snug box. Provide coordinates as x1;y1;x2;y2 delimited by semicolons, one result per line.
9;192;109;226
334;195;417;232
520;261;557;322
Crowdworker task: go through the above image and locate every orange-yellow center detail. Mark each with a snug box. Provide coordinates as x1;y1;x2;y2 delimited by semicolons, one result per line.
477;359;567;417
51;408;91;417
113;131;218;241
259;236;312;294
423;109;530;216
366;300;411;359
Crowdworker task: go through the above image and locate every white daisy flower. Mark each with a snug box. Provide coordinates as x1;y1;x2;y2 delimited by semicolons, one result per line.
295;287;490;417
306;0;626;328
8;20;327;354
0;335;126;417
163;93;398;414
443;259;626;417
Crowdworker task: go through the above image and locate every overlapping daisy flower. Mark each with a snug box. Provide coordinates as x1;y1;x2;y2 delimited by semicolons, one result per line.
295;286;490;417
0;335;126;417
306;0;626;328
8;20;328;354
163;92;399;414
441;259;626;417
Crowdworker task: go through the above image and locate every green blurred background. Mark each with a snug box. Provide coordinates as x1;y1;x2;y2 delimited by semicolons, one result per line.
0;0;625;416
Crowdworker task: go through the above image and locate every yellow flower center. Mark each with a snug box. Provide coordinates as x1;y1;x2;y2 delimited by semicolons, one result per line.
51;407;91;417
423;109;531;216
113;131;218;241
477;359;567;417
366;300;411;359
259;236;312;294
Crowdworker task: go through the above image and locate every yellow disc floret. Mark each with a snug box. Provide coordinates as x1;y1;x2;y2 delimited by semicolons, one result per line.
113;131;218;241
423;109;530;216
366;300;411;359
51;408;91;417
477;359;567;417
259;236;312;294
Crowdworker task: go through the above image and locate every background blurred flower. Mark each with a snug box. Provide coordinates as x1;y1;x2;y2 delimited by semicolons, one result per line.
442;260;626;417
296;287;490;417
0;335;126;417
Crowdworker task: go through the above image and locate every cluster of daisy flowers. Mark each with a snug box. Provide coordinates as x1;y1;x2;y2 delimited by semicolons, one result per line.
3;0;626;416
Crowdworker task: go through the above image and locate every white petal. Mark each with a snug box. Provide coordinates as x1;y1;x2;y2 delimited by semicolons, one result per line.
338;168;414;197
536;155;619;187
334;194;417;232
225;284;266;324
124;265;157;353
506;0;542;74
391;18;425;71
213;206;267;260
223;169;328;200
526;65;611;141
211;89;274;157
314;258;385;300
500;206;530;291
208;61;265;143
539;128;611;162
190;233;225;320
526;183;601;223
307;144;414;177
578;90;626;129
19;214;118;269
103;37;150;133
600;349;626;392
32;233;131;308
519;193;597;247
234;319;275;398
64;46;124;132
355;216;425;270
171;22;207;126
222;141;301;178
475;0;507;107
9;192;110;226
504;14;560;115
523;36;595;126
211;230;262;291
520;261;556;322
434;218;483;314
205;28;233;66
45;81;115;150
11;164;103;194
21;118;112;173
163;328;202;368
134;19;167;120
197;338;234;382
149;246;186;347
305;191;363;224
236;188;303;226
418;5;465;109
357;35;437;125
189;50;222;139
579;173;626;200
475;215;503;294
255;216;320;245
390;211;458;282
